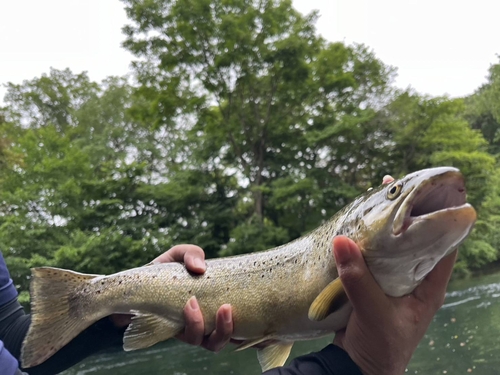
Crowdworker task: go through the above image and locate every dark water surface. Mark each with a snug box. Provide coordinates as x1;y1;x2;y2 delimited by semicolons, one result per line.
62;272;500;375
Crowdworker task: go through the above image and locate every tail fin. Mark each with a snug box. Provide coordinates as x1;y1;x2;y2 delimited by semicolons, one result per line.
21;267;101;368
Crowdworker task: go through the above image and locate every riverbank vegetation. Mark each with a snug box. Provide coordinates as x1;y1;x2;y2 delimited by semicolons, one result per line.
1;0;499;302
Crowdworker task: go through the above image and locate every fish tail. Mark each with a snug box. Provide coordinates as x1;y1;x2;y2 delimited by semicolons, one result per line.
21;267;103;368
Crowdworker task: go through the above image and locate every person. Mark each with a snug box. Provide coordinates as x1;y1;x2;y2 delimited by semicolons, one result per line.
1;235;456;375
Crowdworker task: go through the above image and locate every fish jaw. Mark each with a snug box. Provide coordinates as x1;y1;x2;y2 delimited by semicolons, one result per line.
366;204;476;296
392;168;468;236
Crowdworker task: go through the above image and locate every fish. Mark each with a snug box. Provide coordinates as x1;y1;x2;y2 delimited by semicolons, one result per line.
21;167;477;372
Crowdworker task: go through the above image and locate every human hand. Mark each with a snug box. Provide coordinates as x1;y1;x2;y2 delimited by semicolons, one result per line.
110;245;233;352
332;236;456;375
154;244;234;352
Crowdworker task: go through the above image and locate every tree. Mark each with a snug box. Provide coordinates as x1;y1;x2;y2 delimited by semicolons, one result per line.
465;59;500;154
121;0;395;255
0;70;157;294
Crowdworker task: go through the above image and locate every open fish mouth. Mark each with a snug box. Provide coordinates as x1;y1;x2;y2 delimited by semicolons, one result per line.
393;170;470;235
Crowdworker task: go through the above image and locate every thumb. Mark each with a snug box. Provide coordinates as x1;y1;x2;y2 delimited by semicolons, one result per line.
333;236;389;320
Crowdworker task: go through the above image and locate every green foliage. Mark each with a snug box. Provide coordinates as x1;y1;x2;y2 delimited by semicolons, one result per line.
0;0;499;294
465;59;500;153
122;0;395;255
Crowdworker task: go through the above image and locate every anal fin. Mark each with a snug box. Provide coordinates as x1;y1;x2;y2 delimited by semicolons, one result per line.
308;278;348;321
123;311;183;351
257;342;294;372
235;335;276;352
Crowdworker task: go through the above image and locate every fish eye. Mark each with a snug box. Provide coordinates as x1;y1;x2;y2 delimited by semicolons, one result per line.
387;182;403;200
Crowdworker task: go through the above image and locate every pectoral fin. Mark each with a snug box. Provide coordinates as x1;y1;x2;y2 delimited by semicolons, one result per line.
308;278;348;321
257;342;294;372
123;311;183;351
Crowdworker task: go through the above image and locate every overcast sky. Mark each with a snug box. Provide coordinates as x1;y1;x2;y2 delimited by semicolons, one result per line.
0;0;498;104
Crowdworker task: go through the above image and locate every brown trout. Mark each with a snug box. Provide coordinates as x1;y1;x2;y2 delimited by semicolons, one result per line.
21;167;477;371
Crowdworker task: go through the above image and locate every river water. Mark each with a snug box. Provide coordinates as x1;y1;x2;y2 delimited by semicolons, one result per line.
62;272;500;375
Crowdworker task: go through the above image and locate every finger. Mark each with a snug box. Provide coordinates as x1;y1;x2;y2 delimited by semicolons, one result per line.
333;236;389;319
413;250;457;310
177;296;205;346
201;304;233;352
154;244;206;273
382;175;395;184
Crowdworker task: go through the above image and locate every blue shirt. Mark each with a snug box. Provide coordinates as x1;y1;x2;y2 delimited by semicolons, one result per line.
0;251;20;375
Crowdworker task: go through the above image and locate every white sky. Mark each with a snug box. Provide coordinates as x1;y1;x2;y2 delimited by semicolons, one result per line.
0;0;498;104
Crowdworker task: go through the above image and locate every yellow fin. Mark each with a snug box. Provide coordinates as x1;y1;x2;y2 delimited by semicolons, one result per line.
308;278;348;321
123;311;183;351
257;342;294;372
234;335;275;351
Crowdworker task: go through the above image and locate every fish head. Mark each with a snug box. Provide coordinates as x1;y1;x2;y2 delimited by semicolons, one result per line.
348;167;476;297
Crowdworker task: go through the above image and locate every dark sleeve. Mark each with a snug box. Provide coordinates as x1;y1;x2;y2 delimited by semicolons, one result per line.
263;345;363;375
0;252;18;306
0;251;127;375
0;339;19;375
21;315;126;375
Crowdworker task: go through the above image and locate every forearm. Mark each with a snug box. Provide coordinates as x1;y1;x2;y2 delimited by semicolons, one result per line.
0;297;126;375
0;298;30;359
263;344;363;375
22;316;126;375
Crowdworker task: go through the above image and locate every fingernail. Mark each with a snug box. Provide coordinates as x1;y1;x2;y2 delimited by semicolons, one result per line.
189;296;198;311
382;175;394;184
222;305;232;323
194;258;206;271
